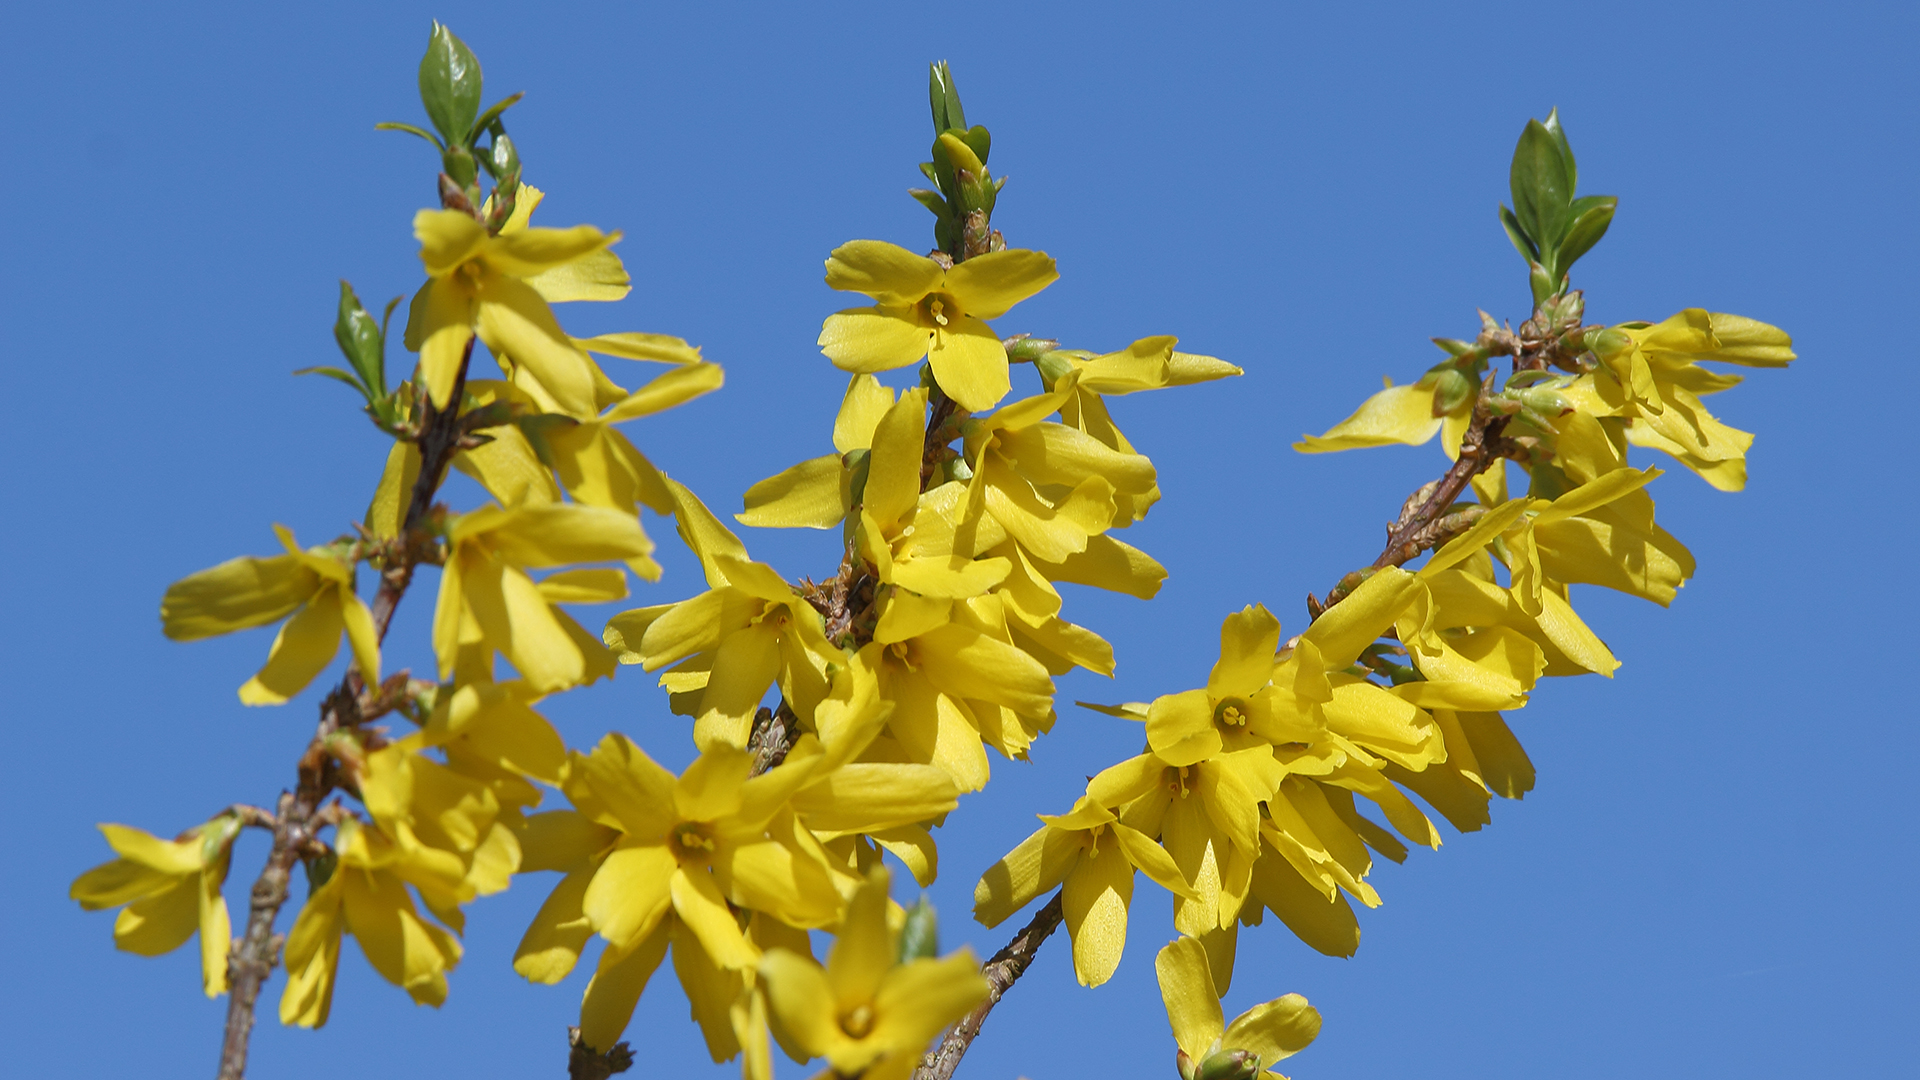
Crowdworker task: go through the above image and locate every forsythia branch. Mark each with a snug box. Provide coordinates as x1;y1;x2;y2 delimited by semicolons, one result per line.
913;891;1065;1080
216;338;475;1080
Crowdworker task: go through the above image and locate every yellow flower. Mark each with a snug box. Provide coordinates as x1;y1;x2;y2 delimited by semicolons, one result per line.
160;525;380;705
1156;936;1320;1080
1569;309;1794;491
432;502;651;692
278;817;464;1028
759;866;990;1080
817;239;1057;412
402;207;618;414
518;738;844;1053
69;817;240;998
1142;605;1324;766
973;794;1196;987
606;553;841;752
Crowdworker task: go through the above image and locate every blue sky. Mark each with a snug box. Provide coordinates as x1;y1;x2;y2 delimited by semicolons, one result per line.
3;2;1914;1078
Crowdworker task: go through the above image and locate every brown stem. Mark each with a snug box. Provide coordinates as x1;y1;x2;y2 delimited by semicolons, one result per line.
216;341;474;1080
1370;411;1509;571
912;892;1065;1080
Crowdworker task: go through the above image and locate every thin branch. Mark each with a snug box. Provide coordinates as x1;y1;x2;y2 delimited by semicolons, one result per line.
217;337;474;1080
913;892;1065;1080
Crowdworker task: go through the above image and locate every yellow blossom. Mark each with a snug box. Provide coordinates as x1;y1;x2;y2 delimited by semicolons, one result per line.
817;239;1057;411
973;794;1196;987
432;502;650;692
760;866;989;1080
159;525;380;705
69;816;240;998
278;817;464;1028
1156;935;1320;1080
402;206;619;414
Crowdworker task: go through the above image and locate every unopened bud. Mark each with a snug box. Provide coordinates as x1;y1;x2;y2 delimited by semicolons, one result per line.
489;133;518;178
897;898;939;963
1429;368;1475;417
1195;1048;1261;1080
1586;326;1633;359
1518;386;1572;416
441;144;477;188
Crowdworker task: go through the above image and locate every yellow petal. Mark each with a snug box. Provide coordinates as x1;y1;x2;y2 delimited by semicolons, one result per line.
278;876;344;1028
1222;994;1321;1064
340;589;381;686
927;315;1010;413
415;209;487;275
1154;935;1225;1062
600;361;725;423
514;867;597;984
869;951;990;1052
944;248;1059;320
477;275;599;418
577;919;671;1054
835;374;898;453
160;553;320;641
824;240;942;304
1299;566;1417;669
1293;383;1441;453
826;868;894;1013
1209;604;1282;701
820;307;932;373
671;867;760;969
758;947;847;1061
973;825;1081;928
409;277;477;410
865;387;930;528
1062;834;1134;987
485;223;615;278
1145;689;1222;768
238;587;345;705
739;455;847;530
583;842;677;949
524;247;632;302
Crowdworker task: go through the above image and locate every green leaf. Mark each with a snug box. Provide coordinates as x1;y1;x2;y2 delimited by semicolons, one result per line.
419;22;483;147
908;188;950;219
1510;118;1572;257
333;282;385;395
294;366;372;402
1498;204;1537;264
374;121;444;150
1542;107;1576;193
467;91;524;144
929;60;966;135
1555;196;1616;274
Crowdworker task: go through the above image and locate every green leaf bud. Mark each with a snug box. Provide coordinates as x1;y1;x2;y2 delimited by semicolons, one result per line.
897;898;939;963
334;282;385;395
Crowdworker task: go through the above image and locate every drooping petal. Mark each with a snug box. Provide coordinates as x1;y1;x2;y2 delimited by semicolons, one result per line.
1062;834;1134;987
835;374;898;453
485;224;615;278
1293;382;1441;453
238;587;346;706
671;868;760;970
926;315;1010;413
514;868;598;984
1154;935;1225;1062
160;553;320;641
577;919;671;1055
739;454;846;529
409;277;478;409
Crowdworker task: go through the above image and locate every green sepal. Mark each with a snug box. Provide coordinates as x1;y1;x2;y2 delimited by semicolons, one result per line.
374;121;445;150
1431;337;1474;358
897;898;939;963
419;22;483;148
303;850;338;894
334;281;385;394
1430;368;1475;417
467;91;525;145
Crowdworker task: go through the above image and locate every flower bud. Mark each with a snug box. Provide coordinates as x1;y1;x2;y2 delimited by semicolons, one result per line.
1429;367;1475;417
1195;1049;1261;1080
1586;326;1634;359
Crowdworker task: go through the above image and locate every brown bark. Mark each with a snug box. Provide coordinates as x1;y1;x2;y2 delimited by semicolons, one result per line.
912;892;1066;1080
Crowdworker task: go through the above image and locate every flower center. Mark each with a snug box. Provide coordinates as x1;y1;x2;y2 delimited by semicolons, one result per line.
670;822;717;863
919;292;958;328
1167;765;1194;798
840;1003;875;1039
1213;697;1251;729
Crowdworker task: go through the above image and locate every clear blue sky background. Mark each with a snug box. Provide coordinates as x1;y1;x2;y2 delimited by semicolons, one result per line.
3;2;1913;1078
